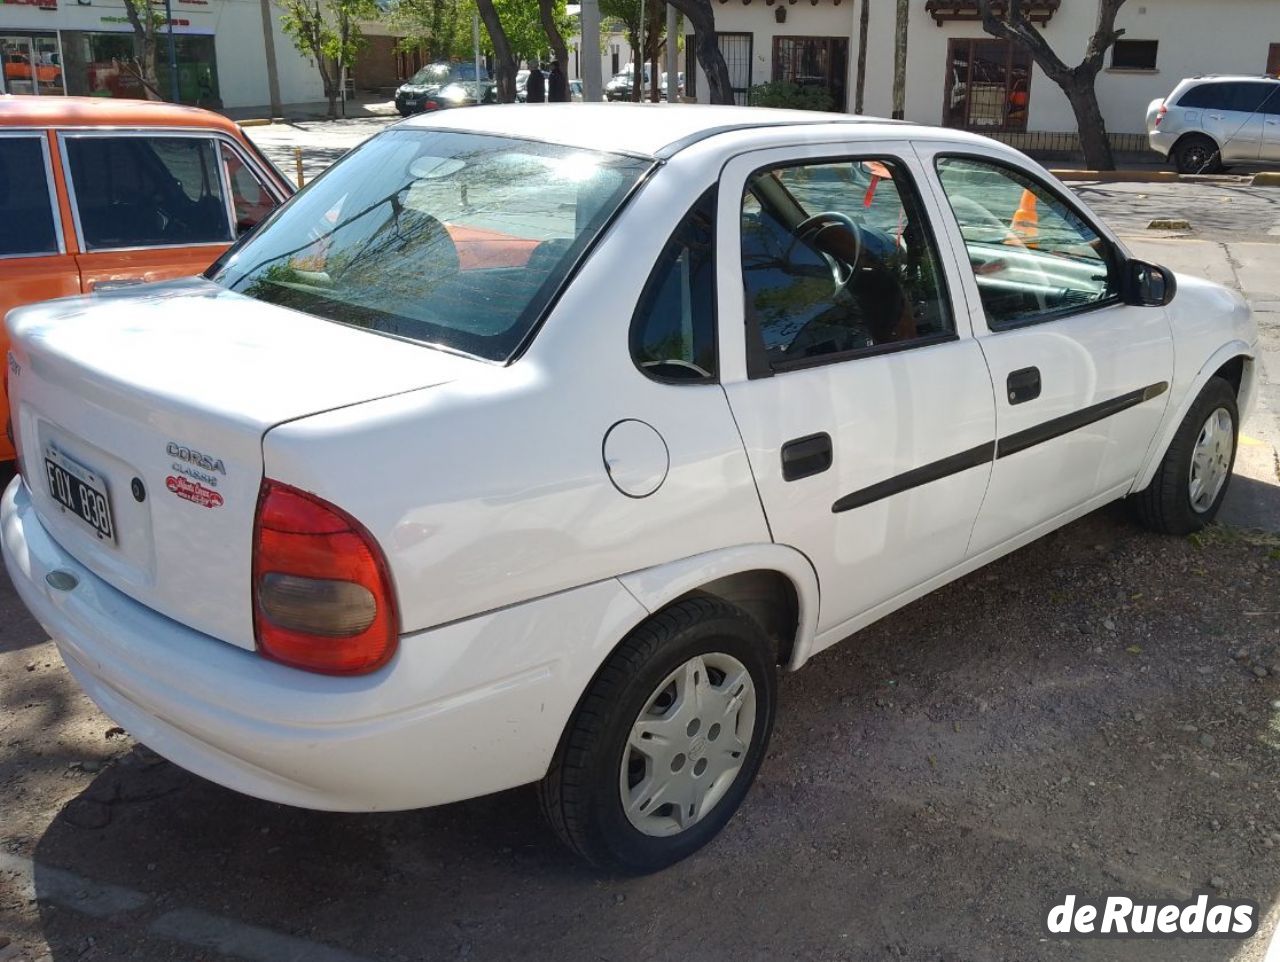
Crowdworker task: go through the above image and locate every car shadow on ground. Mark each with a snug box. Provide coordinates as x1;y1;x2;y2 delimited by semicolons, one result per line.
20;504;1280;962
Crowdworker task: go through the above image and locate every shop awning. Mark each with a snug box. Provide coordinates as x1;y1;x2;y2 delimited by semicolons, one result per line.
924;0;1060;25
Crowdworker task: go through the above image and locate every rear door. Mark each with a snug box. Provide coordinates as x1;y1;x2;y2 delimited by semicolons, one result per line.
923;148;1173;556
1195;82;1265;164
58;130;235;292
0;130;78;464
719;141;996;639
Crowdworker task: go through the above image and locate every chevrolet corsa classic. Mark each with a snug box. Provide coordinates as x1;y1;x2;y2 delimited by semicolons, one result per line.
1;105;1258;873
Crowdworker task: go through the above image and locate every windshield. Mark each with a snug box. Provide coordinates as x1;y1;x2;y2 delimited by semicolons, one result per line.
208;129;651;361
409;64;451;84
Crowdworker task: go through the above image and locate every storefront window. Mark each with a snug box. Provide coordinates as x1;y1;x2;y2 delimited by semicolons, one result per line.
944;38;1032;132
1;32;64;96
59;31;219;106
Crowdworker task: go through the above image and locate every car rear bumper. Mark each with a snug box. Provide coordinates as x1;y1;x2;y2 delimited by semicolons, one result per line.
1148;128;1177;159
2;477;646;811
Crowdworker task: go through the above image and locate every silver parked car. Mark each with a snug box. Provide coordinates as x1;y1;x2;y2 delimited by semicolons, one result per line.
1147;75;1280;173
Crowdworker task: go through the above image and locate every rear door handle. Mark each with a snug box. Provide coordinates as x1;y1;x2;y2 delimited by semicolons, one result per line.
1007;367;1041;405
781;432;833;481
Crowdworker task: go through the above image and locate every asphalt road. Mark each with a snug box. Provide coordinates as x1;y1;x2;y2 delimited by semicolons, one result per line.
1;120;1279;962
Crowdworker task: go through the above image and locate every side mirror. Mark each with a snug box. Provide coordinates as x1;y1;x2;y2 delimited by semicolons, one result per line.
1122;259;1177;307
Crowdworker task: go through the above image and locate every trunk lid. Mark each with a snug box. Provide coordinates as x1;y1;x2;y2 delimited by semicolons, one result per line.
6;277;481;650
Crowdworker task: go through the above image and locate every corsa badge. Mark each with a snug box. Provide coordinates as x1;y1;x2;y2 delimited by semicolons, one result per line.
166;475;224;509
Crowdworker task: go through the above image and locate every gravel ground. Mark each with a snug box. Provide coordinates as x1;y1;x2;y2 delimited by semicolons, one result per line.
3;510;1280;962
1;121;1279;962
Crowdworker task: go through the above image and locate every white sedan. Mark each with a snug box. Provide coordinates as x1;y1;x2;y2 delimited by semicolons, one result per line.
1;105;1258;873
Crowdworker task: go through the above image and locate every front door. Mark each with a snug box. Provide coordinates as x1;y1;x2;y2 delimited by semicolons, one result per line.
923;149;1174;556
720;143;995;640
57;131;236;292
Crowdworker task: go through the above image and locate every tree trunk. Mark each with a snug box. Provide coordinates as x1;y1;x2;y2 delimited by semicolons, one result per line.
891;0;908;118
854;0;868;114
537;0;568;69
475;0;517;102
630;29;643;101
1064;73;1115;171
666;0;732;104
649;43;660;102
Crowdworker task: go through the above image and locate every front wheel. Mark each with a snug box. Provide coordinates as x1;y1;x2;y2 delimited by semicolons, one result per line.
539;596;776;873
1133;376;1238;535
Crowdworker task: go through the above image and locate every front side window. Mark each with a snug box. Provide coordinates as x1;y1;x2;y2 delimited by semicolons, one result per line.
741;157;952;371
935;156;1114;329
210;129;650;361
65;135;232;249
220;143;279;236
0;136;58;258
631;188;717;382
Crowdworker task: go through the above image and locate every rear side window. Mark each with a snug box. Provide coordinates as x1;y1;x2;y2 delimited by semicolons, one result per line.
0;136;58;258
630;188;717;382
64;136;232;250
1177;84;1228;110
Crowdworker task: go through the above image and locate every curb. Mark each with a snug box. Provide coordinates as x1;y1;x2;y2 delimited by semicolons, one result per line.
1050;169;1182;183
1051;169;1280;186
237;118;275;127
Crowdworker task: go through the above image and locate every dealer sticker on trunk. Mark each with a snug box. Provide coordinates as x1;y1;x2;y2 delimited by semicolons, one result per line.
166;476;224;509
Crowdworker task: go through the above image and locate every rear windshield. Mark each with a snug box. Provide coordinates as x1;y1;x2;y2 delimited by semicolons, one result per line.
208;129;650;360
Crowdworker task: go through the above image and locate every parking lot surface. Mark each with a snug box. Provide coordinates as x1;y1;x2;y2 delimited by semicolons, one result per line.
2;116;1279;962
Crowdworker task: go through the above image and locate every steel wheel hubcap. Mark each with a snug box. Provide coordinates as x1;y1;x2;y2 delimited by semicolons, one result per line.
620;652;756;837
1189;406;1233;513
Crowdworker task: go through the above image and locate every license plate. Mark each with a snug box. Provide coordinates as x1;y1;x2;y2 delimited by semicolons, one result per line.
44;448;115;542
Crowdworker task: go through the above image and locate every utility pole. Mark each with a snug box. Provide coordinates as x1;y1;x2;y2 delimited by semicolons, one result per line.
854;0;868;114
258;0;283;116
892;0;908;119
473;13;482;105
580;0;603;100
164;0;179;102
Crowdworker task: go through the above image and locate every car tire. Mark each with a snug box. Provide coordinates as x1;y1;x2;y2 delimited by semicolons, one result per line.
1133;376;1238;535
539;596;777;874
1173;134;1223;174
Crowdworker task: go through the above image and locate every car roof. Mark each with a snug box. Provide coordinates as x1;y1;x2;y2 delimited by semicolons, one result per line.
1182;75;1280;85
398;102;920;159
0;95;244;134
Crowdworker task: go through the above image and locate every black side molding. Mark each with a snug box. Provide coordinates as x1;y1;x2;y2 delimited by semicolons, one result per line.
996;381;1168;459
831;441;995;514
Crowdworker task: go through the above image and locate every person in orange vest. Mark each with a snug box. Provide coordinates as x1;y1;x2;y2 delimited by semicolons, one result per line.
1010;188;1039;248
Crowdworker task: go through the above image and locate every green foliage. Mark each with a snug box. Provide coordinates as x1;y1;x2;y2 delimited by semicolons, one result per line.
278;0;378;108
748;81;834;112
390;0;571;65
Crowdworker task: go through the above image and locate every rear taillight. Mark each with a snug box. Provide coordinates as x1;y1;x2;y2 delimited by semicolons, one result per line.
1155;103;1167;126
252;480;398;675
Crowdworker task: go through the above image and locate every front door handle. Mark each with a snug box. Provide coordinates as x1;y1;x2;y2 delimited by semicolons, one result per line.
1007;366;1041;405
781;432;833;481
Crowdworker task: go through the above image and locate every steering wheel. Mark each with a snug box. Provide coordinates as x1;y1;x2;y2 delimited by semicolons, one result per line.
786;211;863;291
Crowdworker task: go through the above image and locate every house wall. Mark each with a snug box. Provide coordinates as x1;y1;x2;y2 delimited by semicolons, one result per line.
698;0;1278;134
0;0;323;109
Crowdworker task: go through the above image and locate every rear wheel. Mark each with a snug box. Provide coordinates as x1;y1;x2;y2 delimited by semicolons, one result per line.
1173;135;1223;174
1133;376;1238;535
539;596;776;874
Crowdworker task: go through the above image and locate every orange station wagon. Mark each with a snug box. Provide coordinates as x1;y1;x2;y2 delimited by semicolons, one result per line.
0;96;294;467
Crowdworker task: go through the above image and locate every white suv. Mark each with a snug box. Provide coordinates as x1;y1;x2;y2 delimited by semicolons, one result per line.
1147;75;1280;173
3;105;1258;873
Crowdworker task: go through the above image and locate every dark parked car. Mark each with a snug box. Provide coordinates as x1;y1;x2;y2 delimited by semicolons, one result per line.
395;62;490;116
